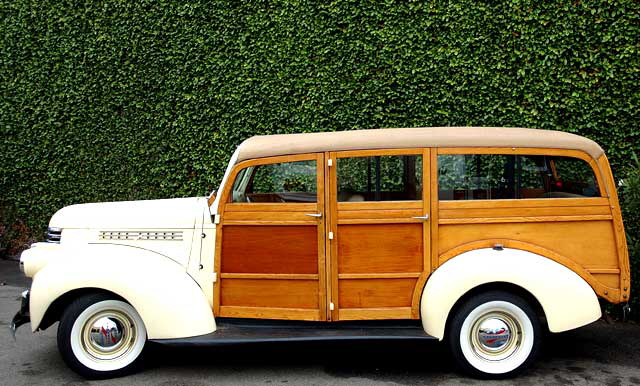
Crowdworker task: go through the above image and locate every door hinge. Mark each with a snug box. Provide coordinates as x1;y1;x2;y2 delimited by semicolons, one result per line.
328;231;334;240
330;302;335;311
327;159;333;167
213;214;221;224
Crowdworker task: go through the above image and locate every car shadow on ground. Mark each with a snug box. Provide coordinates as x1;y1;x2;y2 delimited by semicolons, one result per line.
140;319;640;385
146;339;457;383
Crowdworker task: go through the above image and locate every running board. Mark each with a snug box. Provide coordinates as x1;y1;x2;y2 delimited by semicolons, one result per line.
150;318;436;347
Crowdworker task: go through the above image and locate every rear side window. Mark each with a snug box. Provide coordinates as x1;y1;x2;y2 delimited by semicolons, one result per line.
337;155;422;201
438;154;600;200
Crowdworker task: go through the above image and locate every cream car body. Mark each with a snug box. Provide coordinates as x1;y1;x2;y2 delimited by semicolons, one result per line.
21;197;217;339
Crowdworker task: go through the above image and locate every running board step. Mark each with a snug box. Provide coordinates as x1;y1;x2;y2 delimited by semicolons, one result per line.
150;318;436;347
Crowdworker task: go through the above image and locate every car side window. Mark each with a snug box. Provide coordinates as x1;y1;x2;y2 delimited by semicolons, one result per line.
337;155;422;201
437;154;511;200
547;156;600;198
438;154;600;200
231;160;317;203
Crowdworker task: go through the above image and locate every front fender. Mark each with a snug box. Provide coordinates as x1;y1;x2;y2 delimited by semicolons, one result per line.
29;244;215;339
421;248;601;340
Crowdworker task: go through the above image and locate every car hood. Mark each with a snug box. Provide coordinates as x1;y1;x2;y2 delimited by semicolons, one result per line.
49;197;205;230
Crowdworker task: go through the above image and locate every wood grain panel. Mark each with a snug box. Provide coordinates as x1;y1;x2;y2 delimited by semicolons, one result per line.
223;220;317;225
224;203;317;212
338;278;418;308
338;272;421;279
598;155;631;302
337;224;423;273
410;147;432;318
220;279;319;308
315;153;327;320
338;218;423;225
338;307;413;320
439;215;612;224
339;209;422;219
439;205;611;219
224;211;319;222
591;274;620;289
337;201;423;211
221;225;318;274
430;149;439;272
586;268;621;274
334;148;424;158
438;197;609;209
327;152;338;320
219;306;320;321
438;221;619;268
220;273;319;280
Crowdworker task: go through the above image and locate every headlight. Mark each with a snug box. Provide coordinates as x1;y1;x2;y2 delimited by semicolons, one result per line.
46;227;62;243
20;244;55;278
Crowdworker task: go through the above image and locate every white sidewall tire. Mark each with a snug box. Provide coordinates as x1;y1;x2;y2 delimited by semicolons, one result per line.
459;300;534;375
69;300;147;373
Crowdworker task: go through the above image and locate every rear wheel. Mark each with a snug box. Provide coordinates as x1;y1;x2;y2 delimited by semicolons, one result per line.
57;293;147;379
448;291;541;378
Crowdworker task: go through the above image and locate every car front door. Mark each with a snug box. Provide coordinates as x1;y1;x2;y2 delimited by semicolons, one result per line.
214;153;327;321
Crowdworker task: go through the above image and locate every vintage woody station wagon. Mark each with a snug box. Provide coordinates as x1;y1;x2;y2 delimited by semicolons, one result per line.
13;127;631;379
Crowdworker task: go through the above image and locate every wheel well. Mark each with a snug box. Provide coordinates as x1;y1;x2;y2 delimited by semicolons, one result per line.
443;282;548;336
38;288;125;331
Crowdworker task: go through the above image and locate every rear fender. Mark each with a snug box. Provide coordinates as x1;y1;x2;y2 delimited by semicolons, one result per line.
421;248;600;340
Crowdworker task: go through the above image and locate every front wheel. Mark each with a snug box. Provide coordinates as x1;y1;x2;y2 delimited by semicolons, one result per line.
57;293;147;379
448;291;541;378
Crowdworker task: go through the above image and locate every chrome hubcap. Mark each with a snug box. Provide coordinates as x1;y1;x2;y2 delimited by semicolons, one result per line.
470;312;522;361
478;318;511;350
81;310;136;361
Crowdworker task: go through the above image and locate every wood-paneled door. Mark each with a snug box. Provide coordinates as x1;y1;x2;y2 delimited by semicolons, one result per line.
214;153;327;321
326;149;432;321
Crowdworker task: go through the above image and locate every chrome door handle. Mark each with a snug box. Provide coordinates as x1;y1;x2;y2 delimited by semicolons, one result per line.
412;214;430;220
305;213;322;218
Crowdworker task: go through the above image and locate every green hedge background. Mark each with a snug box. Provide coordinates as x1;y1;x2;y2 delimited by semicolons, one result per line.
1;1;639;311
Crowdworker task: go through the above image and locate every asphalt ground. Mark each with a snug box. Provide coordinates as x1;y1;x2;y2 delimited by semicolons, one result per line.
1;259;640;386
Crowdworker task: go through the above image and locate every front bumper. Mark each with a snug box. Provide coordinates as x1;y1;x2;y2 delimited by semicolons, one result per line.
10;290;30;339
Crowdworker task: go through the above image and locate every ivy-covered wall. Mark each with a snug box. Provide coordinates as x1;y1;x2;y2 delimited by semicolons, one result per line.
1;0;638;273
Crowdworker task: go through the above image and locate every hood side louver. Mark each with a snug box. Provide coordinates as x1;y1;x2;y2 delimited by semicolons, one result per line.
99;231;183;241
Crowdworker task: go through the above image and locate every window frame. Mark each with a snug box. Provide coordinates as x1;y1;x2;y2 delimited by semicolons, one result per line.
436;147;606;202
220;153;323;208
336;152;424;203
333;148;428;205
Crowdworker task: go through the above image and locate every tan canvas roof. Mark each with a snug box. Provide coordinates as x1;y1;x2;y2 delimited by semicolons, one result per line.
236;127;604;162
